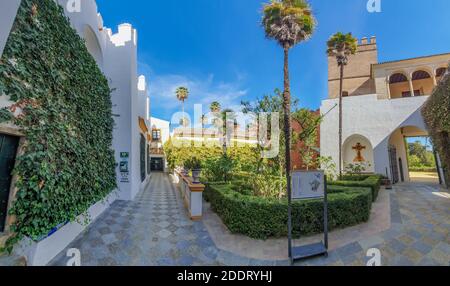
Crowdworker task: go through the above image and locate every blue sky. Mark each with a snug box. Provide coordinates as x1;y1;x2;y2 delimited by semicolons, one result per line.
97;0;450;121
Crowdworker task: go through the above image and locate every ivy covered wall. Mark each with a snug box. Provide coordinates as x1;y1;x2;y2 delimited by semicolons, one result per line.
0;0;116;247
422;65;450;188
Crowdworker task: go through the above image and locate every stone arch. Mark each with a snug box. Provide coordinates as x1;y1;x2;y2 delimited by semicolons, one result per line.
411;69;434;96
436;66;447;80
343;134;375;173
83;25;103;68
388;71;409;98
388;125;437;183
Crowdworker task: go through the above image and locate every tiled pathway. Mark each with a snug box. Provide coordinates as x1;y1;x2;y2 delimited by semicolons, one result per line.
49;173;266;266
295;183;450;266
50;174;450;266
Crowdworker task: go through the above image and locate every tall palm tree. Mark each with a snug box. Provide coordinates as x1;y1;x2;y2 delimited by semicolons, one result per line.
262;0;315;261
210;101;221;113
176;86;189;126
326;32;357;179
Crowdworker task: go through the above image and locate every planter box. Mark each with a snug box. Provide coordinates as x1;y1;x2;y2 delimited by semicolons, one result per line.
14;192;118;266
174;171;204;220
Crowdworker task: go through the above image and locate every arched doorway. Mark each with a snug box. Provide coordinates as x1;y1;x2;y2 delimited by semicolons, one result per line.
411;70;434;96
389;72;410;98
388;126;440;184
343;134;374;173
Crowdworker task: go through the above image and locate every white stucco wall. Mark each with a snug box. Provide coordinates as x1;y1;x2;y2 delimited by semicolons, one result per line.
1;0;152;264
150;117;171;144
320;94;429;180
0;0;21;58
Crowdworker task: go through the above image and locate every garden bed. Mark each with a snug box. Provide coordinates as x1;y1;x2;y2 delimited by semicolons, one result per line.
204;183;372;240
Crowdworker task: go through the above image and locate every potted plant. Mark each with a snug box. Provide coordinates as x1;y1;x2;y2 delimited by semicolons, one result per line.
185;157;202;184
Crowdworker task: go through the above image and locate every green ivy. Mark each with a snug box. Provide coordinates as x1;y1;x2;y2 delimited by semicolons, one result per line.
0;0;116;250
422;65;450;187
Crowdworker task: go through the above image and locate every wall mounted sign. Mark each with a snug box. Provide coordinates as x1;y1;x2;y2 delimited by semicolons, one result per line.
120;161;129;172
119;152;130;183
291;171;325;199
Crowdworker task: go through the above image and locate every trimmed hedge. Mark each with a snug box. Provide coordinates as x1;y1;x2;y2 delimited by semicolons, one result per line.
329;175;381;202
205;183;372;240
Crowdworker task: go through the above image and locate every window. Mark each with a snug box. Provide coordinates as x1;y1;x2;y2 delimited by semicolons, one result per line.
342;91;349;97
402;91;411;98
402;90;421;98
152;129;161;141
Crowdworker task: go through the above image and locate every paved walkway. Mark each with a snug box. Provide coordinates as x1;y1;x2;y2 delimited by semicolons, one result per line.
49;173;268;266
50;174;450;266
294;182;450;266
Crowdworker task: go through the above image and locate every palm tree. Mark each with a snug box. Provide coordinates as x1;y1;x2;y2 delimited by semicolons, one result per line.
219;108;236;153
262;0;315;261
210;101;221;113
327;32;357;179
176;86;189;126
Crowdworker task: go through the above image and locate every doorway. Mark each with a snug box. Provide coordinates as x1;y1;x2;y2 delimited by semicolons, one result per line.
388;145;399;184
406;137;440;184
0;134;19;232
150;158;164;172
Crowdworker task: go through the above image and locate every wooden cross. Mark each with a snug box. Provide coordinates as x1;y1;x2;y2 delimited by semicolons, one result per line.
352;142;366;162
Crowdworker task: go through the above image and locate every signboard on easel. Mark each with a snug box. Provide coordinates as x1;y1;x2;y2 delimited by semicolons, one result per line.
288;171;328;264
292;171;325;199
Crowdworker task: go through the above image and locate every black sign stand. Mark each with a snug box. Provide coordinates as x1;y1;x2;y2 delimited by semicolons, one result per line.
289;175;329;265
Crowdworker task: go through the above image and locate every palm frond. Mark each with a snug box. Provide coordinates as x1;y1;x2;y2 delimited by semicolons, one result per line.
262;0;316;48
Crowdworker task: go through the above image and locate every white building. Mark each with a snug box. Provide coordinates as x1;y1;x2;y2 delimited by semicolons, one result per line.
149;117;171;172
320;36;449;185
0;0;154;265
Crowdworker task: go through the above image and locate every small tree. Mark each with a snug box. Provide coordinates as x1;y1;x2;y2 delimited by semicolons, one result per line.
292;109;321;170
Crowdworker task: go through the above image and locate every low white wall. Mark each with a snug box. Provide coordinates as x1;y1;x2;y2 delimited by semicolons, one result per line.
14;192;118;266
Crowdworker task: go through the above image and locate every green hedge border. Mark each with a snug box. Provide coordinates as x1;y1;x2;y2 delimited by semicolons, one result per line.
329;175;382;202
205;183;372;240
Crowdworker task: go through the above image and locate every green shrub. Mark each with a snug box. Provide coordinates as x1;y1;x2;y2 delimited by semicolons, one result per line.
329;175;381;202
409;167;437;172
205;183;372;240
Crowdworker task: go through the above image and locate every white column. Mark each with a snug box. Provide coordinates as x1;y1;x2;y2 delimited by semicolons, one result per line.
409;78;415;97
432;73;438;86
386;76;391;99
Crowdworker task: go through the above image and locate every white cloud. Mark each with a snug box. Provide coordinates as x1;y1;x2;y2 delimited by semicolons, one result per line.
148;73;248;118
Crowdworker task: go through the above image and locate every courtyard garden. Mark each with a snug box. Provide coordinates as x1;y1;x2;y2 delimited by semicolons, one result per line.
165;137;383;240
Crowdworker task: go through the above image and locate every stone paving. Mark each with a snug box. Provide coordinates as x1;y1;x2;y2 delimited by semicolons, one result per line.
49;174;450;266
295;183;450;266
49;173;266;266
